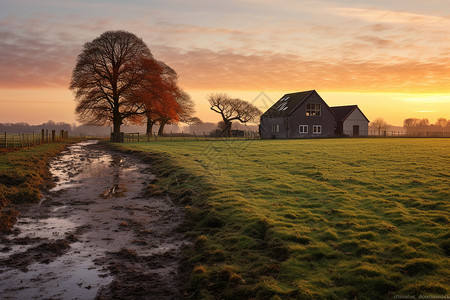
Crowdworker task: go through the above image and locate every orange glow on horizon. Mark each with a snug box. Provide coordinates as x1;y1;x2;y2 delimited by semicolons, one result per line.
0;1;449;127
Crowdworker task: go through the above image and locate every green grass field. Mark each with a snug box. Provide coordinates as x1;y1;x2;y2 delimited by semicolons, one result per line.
117;138;450;299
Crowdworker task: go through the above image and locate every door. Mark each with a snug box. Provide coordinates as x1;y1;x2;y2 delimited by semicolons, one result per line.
353;125;359;136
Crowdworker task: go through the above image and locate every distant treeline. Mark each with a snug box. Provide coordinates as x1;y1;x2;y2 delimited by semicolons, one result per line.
0;120;259;136
403;118;450;132
0;121;179;135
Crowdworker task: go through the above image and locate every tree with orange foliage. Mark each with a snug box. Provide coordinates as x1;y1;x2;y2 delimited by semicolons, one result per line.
156;89;196;136
127;57;200;136
126;57;183;135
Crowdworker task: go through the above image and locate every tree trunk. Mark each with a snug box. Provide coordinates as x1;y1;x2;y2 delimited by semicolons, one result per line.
224;121;232;137
158;122;166;136
112;109;123;142
146;118;154;135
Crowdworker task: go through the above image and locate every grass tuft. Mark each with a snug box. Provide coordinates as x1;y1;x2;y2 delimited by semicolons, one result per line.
402;258;439;276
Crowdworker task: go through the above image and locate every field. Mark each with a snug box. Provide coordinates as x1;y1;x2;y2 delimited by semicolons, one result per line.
116;138;450;299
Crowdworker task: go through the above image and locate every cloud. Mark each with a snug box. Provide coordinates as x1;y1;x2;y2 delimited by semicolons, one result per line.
356;35;397;48
153;46;450;93
400;95;450;104
0;28;79;88
331;7;450;26
0;12;449;94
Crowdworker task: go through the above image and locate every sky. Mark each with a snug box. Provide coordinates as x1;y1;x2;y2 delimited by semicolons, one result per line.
0;0;449;126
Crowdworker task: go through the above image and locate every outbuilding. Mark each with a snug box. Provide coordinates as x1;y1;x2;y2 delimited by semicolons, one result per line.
330;105;370;136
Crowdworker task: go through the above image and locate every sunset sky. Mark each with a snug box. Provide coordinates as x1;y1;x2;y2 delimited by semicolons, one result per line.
1;0;449;126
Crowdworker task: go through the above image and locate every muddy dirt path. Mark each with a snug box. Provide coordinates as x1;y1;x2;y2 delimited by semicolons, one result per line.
0;140;189;299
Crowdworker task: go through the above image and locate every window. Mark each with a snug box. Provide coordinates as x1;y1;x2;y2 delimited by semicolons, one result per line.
313;125;322;134
277;102;288;111
276;96;289;111
271;124;280;133
299;125;308;133
306;103;321;116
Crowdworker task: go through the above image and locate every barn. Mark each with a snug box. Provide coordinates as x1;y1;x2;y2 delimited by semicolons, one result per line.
259;90;369;139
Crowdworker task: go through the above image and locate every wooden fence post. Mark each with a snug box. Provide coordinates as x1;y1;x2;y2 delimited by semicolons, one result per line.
4;132;6;149
52;130;56;142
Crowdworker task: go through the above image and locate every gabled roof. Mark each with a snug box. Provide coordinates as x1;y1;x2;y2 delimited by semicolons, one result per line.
261;90;316;118
331;105;370;122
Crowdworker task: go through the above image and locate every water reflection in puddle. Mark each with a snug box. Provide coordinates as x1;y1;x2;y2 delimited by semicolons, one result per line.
0;255;111;299
50;140;113;192
0;139;184;299
0;140;116;298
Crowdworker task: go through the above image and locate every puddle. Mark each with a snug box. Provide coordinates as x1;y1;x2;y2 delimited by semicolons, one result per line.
0;140;188;299
0;256;111;300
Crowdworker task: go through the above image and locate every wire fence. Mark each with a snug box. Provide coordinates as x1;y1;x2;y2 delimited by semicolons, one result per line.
3;129;447;148
121;131;260;143
0;130;69;149
122;130;450;142
365;130;450;138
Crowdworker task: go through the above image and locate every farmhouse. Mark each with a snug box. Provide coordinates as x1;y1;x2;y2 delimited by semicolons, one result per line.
259;90;369;139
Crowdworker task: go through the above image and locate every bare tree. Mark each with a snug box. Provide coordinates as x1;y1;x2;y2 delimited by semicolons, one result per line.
370;117;389;136
208;93;262;137
70;30;153;142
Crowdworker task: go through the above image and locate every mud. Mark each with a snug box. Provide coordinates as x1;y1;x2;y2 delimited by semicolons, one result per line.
0;140;189;299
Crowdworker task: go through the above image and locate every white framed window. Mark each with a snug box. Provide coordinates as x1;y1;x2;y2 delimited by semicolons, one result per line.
299;125;308;133
306;103;321;116
271;124;280;133
313;125;322;134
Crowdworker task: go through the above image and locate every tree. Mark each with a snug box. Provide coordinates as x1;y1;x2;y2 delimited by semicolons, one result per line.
208;93;262;137
435;118;447;127
370;117;389;136
125;58;199;136
126;58;181;135
403;118;420;132
70;30;153;142
156;88;191;136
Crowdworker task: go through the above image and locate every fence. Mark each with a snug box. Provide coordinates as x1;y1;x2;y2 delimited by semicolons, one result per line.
0;130;69;149
122;131;260;143
365;130;450;138
123;130;450;142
